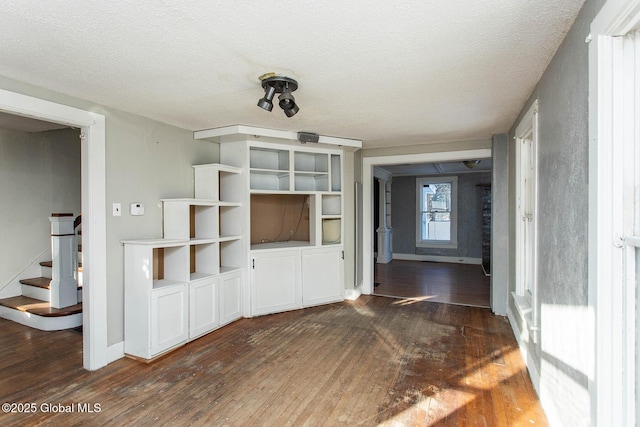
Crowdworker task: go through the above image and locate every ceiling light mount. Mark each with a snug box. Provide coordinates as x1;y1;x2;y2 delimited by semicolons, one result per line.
463;160;481;169
258;76;299;117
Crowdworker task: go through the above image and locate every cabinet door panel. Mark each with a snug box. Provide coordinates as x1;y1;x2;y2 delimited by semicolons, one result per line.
151;284;188;356
220;271;242;325
251;251;300;315
302;247;344;306
189;279;218;339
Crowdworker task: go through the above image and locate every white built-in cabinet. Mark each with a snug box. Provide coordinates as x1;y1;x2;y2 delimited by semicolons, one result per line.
123;164;243;361
193;127;348;318
124;126;359;361
250;246;344;316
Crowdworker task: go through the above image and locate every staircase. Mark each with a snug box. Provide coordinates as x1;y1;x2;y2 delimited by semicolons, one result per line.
0;213;83;331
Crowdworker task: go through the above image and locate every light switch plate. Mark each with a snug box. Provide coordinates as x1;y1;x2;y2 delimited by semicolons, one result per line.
113;203;121;216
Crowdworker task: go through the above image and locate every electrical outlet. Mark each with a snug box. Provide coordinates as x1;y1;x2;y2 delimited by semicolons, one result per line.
113;203;121;216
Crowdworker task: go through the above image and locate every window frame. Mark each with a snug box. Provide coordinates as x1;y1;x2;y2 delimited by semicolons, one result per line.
415;176;458;249
512;99;539;344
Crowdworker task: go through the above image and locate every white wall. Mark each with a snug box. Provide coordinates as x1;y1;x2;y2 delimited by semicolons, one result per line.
0;127;80;296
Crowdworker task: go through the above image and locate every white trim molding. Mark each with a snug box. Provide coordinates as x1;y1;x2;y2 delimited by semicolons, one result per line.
513;99;539;344
589;1;640;424
393;253;481;265
362;148;492;297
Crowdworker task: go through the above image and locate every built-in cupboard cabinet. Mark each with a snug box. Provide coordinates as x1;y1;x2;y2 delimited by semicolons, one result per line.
124;126;360;361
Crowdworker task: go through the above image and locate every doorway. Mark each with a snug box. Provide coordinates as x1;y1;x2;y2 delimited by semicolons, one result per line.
369;159;492;307
0;88;107;370
362;149;495;309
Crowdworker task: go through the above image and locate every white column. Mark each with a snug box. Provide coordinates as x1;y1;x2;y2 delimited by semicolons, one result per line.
376;178;392;264
49;215;78;308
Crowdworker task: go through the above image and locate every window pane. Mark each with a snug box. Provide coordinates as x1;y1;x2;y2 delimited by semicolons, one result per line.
421;182;451;241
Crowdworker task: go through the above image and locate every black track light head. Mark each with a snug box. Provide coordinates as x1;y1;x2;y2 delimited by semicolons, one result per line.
257;76;299;117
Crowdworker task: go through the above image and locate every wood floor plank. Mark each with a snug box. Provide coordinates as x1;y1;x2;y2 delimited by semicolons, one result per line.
0;296;546;426
375;260;490;307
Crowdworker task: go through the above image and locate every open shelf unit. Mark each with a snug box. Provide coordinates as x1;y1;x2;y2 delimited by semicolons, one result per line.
205;136;348;318
123;164;243;361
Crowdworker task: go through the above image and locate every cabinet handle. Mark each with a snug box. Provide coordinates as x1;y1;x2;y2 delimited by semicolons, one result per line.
252;258;255;269
341;251;344;260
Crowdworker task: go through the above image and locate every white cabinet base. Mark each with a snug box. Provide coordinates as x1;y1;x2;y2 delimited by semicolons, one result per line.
250;246;344;316
251;250;301;316
220;270;242;325
301;247;344;307
189;278;218;339
151;284;189;357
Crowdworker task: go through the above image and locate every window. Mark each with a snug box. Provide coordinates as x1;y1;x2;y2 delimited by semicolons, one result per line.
416;176;457;248
513;99;538;343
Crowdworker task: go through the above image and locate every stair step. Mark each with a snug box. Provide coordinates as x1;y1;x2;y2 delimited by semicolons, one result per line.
39;261;82;271
0;296;82;317
20;277;51;289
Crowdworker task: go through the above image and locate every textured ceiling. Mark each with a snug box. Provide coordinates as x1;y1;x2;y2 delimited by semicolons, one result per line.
0;1;585;148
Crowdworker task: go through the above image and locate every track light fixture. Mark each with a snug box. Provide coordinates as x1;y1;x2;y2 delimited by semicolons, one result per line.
257;76;299;117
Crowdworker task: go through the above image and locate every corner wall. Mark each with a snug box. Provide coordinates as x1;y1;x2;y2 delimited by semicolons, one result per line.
491;134;509;315
506;0;606;424
0;76;220;347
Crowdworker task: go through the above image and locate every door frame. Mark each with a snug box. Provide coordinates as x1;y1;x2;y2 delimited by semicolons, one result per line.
0;88;108;370
589;0;640;423
361;148;492;297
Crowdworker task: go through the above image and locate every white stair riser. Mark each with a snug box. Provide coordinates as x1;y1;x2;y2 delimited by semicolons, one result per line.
21;284;50;302
0;306;81;331
20;285;82;303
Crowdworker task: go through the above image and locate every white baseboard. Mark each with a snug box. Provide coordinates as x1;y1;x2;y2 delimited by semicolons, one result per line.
345;285;363;300
507;305;541;392
107;341;124;364
392;253;482;265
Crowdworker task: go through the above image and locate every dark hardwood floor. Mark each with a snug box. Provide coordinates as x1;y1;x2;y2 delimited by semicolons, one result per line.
0;296;545;426
375;260;490;307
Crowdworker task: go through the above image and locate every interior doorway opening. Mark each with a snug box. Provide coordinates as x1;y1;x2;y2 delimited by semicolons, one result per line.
362;148;495;309
0;89;107;370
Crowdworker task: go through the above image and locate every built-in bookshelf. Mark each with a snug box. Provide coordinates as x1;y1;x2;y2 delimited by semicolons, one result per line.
123;164;243;361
